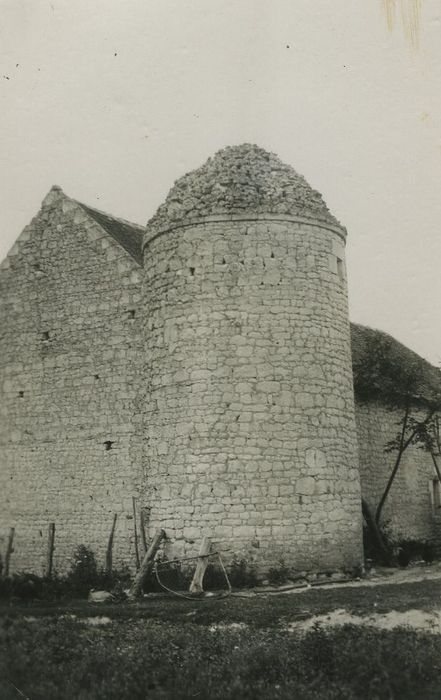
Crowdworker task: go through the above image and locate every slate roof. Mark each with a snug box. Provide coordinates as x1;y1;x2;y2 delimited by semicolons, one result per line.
78;202;144;266
147;144;343;234
350;322;441;405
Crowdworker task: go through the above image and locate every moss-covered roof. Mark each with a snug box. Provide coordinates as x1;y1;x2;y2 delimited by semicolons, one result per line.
350;323;441;406
147;144;342;234
79;203;143;265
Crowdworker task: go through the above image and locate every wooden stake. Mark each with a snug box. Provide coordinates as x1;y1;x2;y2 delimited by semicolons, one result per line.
105;514;118;574
128;528;165;600
189;537;212;594
132;497;140;569
45;523;55;579
139;508;148;557
4;527;15;578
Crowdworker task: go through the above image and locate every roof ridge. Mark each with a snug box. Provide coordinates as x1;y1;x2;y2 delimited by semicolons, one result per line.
76;200;144;231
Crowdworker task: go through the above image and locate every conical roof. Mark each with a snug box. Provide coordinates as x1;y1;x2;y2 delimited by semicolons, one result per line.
147;144;342;234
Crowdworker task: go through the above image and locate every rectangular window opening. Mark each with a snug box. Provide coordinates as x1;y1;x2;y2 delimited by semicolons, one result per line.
41;331;50;341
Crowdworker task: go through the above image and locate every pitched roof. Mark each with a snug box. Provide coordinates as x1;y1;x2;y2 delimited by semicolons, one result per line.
350;323;441;406
78;202;144;266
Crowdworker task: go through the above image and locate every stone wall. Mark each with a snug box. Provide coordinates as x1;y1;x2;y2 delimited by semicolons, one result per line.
0;189;143;574
355;400;440;542
141;215;363;573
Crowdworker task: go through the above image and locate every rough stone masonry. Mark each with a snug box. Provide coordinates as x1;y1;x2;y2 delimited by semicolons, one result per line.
0;144;369;575
141;145;363;572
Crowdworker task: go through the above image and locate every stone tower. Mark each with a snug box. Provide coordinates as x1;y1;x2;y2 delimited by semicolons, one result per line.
141;144;362;573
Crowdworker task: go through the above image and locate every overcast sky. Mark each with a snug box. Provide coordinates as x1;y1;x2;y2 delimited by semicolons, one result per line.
1;0;440;364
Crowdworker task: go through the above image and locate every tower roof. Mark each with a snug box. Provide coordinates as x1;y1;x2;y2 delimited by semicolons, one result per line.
147;144;342;233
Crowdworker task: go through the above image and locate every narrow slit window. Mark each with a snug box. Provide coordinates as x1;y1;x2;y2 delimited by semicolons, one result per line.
336;257;344;282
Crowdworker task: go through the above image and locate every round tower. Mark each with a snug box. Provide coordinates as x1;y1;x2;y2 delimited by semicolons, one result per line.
142;144;362;573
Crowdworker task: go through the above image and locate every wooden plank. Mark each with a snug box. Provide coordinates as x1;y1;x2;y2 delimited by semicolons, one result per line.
105;514;118;574
128;528;165;600
189;537;212;594
4;527;15;578
45;522;55;579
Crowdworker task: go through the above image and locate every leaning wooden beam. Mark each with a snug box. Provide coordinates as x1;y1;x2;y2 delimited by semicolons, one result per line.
139;509;148;557
45;522;55;579
4;527;15;578
132;497;140;569
128;528;165;600
105;514;118;574
189;537;212;594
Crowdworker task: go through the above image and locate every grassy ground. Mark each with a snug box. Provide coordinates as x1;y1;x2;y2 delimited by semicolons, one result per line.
2;578;441;699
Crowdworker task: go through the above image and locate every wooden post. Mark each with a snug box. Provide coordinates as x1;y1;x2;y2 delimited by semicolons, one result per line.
105;514;118;574
128;528;165;600
132;497;140;569
139;509;148;557
4;527;15;578
45;523;55;579
189;537;212;594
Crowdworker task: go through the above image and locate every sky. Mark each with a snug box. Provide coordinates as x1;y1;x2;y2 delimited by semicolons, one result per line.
1;0;440;364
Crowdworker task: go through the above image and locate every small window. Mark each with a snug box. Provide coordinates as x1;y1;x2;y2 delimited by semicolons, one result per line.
336;257;344;282
41;331;50;341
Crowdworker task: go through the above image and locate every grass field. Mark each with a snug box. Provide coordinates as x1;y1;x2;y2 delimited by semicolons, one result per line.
2;578;441;699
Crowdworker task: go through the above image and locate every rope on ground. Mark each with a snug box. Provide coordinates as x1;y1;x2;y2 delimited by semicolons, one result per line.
153;551;232;600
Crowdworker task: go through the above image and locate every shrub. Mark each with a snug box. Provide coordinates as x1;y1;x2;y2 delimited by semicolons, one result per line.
63;545;130;597
65;545;100;597
267;559;290;586
395;539;436;567
363;518;393;565
0;573;66;601
228;557;258;589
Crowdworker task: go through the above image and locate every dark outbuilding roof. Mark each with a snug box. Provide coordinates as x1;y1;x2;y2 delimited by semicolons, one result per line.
350;323;441;406
79;203;144;266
